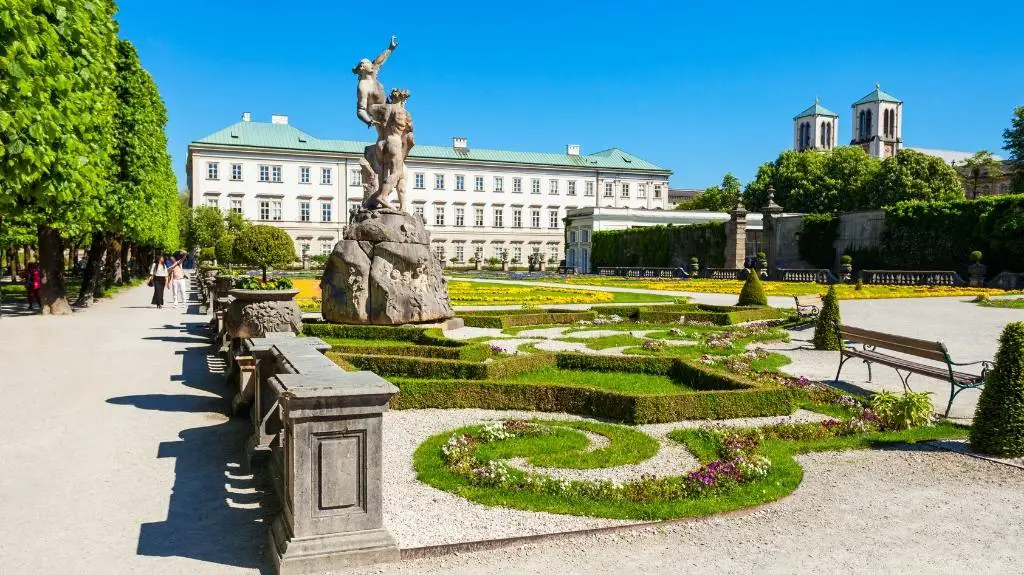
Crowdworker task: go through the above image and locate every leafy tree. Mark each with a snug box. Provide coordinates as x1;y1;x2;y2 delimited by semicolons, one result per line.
863;149;964;207
215;233;235;266
226;210;250;233
232;225;296;281
1002;106;1024;193
676;173;742;211
970;321;1024;456
0;0;119;314
191;205;226;250
812;286;842;350
961;151;1004;199
737;271;768;306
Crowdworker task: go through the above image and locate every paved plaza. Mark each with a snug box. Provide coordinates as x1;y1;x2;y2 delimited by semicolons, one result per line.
1;282;1023;573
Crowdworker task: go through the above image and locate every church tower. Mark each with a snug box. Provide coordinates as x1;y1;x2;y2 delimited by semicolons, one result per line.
851;84;902;158
793;99;838;152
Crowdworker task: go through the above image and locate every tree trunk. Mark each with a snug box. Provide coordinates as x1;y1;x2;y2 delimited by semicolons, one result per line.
97;233;122;297
76;232;106;307
37;225;72;315
7;247;19;280
120;244;130;282
23;244;31;266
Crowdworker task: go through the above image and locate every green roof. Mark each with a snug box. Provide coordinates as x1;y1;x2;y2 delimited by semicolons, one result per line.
192;121;670;173
794;100;838;119
853;85;902;105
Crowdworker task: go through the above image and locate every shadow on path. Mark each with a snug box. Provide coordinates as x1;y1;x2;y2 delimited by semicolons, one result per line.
107;315;270;572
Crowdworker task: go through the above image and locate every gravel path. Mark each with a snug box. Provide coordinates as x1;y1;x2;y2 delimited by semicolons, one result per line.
352;446;1024;574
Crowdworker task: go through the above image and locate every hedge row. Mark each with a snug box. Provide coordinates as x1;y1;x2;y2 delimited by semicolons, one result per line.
388;379;795;423
555;353;757;391
636;306;789;326
327;343;490;361
591;221;727;268
304;323;465;347
460;311;596;328
330;351;552;380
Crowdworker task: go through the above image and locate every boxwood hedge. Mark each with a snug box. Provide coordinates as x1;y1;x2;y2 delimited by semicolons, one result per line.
459;311;597;328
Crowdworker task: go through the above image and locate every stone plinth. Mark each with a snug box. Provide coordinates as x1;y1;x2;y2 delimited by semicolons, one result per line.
321;209;453;325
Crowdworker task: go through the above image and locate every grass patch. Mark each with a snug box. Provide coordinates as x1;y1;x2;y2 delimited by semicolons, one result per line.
476;420;659;469
504;366;692;394
973;297;1024;309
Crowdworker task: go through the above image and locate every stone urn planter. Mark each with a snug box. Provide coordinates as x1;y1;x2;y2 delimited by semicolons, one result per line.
474;259;482;271
225;288;302;339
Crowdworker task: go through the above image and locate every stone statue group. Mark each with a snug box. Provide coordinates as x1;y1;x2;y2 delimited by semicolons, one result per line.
353;35;413;213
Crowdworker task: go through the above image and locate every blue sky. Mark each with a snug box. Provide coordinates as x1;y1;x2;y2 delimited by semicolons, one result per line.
117;0;1024;189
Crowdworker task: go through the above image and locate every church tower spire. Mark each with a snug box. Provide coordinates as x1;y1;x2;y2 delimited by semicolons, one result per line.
851;84;903;158
793;98;839;152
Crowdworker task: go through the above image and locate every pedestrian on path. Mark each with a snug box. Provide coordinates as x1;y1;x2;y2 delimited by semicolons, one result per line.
24;261;41;311
149;255;168;308
166;253;187;308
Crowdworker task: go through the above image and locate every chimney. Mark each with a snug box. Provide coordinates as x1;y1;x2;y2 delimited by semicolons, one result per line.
242;112;251;122
452;136;468;150
271;114;289;125
567;144;581;156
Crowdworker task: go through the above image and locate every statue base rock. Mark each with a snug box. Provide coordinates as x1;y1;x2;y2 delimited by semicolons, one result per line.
321;209;454;325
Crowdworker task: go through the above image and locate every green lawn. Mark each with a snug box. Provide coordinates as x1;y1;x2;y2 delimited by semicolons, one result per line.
496;366;693;394
973;297;1024;309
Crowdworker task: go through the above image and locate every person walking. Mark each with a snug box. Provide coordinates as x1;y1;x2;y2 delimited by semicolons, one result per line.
167;253;187;309
149;255;168;308
24;261;42;311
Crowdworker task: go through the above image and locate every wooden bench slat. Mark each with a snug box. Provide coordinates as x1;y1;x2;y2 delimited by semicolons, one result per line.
840;326;948;362
844;349;979;383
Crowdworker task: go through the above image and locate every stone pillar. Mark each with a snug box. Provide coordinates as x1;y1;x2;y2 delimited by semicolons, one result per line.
761;189;784;278
725;202;747;269
267;363;400;572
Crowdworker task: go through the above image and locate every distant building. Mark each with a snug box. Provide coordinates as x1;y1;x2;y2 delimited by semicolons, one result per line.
187;114;671;263
667;188;703;207
793;99;839;152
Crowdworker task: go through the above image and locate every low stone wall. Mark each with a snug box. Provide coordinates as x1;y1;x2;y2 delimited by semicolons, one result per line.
232;332;400;573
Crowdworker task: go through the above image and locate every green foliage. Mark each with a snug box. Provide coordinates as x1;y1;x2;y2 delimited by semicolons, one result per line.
865;149;965;207
235;276;292;290
689;256;699;264
334;352;550;381
591;222;726;268
798;214;839;269
839;254;852;265
459;310;596;328
225;210;249;233
675;173;741;212
736;271;768;306
1003;106;1024;194
970;322;1024;456
198;247;215;263
961;151;1004;199
812;286;842;350
870;391;933;431
881;194;1024;275
232;224;296;281
191;206;226;250
304;323;428;342
215;233;235;265
970;250;983;263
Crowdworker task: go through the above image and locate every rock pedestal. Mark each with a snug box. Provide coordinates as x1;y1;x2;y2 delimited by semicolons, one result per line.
225;289;303;339
321;209;454;325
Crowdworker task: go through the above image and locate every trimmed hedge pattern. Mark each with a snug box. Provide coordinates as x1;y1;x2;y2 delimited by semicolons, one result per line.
332;351;552;380
327;343;491;361
304;323;426;342
460;311;596;328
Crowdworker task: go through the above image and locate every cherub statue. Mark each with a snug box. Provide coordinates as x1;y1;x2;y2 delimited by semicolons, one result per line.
362;88;414;211
353;35;400;211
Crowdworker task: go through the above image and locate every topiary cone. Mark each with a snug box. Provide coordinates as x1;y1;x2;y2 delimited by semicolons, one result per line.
970;322;1024;456
737;270;768;306
812;286;842;350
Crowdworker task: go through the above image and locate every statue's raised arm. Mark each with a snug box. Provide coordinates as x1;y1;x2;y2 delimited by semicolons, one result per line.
374;35;398;68
353;35;398;128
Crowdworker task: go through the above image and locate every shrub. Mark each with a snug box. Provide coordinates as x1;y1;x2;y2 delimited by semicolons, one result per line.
854;277;863;291
736;271;768;306
798;213;838;270
233;224;297;281
812;286;842;350
970;250;983;263
332;352;552;380
839;254;852;266
970;322;1024;456
215;233;235;266
198;247;215;263
870;390;933;430
303;323;426;342
460;311;596;328
591;222;727;268
236;276;292;290
689;256;699;265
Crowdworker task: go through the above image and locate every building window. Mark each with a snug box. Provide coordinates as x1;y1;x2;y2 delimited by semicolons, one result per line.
585;181;595;197
205;197;218;208
603;182;613;197
455;206;465;227
493;245;504;259
434;205;445;226
569;229;578;243
474;207;484;227
230;199;242;214
230;163;242;181
512;208;522;228
299;166;310;184
350;169;361;186
321;240;333;256
259;200;270;220
581;229;590;243
299;201;310;222
271;165;282;183
513;177;522;193
474;245;483;261
493;208;504;227
512;246;522;263
549;246;559;263
414;173;425;189
455;175;465;191
413;205;425;222
548;209;559;229
435;174;445;190
531;179;541;194
320;167;332;185
531;209;541;228
638;184;647;198
259;165;270;182
321;201;332;222
206;162;219;180
271;200;282;221
474;176;485;191
654;185;662;199
494;176;504;192
454;245;464;262
621;183;630;198
434;245;445;262
568;181;576;196
549;179;559;195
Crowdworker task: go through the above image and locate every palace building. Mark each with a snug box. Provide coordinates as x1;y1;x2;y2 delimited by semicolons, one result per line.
187;114;671;264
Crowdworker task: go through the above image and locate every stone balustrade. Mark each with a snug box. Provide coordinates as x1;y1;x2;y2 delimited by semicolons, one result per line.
859;269;966;286
234;332;400;573
703;268;749;280
775;268;839;284
596;267;688;278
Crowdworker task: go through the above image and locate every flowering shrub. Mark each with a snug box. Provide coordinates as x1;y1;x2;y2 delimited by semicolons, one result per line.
642;339;666;351
236;276;293;290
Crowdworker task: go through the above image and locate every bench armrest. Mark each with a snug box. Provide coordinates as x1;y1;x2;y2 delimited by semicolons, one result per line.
948;359;993;369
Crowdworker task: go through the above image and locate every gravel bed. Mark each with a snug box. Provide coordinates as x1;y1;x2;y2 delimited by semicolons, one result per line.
484;338;540;354
533;340;629;355
444;326;505;340
561;329;652;339
930;439;1024;470
517;327;570;338
353;445;1024;574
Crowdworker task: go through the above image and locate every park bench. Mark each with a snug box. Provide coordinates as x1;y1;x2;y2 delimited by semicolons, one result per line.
793;294;823;319
834;325;991;416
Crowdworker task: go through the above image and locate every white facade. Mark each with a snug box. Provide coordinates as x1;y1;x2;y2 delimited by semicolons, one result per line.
850;85;903;158
563;207;763;273
793;102;839;152
188;115;671;265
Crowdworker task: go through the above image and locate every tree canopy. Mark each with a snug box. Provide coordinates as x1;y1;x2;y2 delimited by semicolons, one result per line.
676;173;742;212
232;225;296;281
1003;106;1024;193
